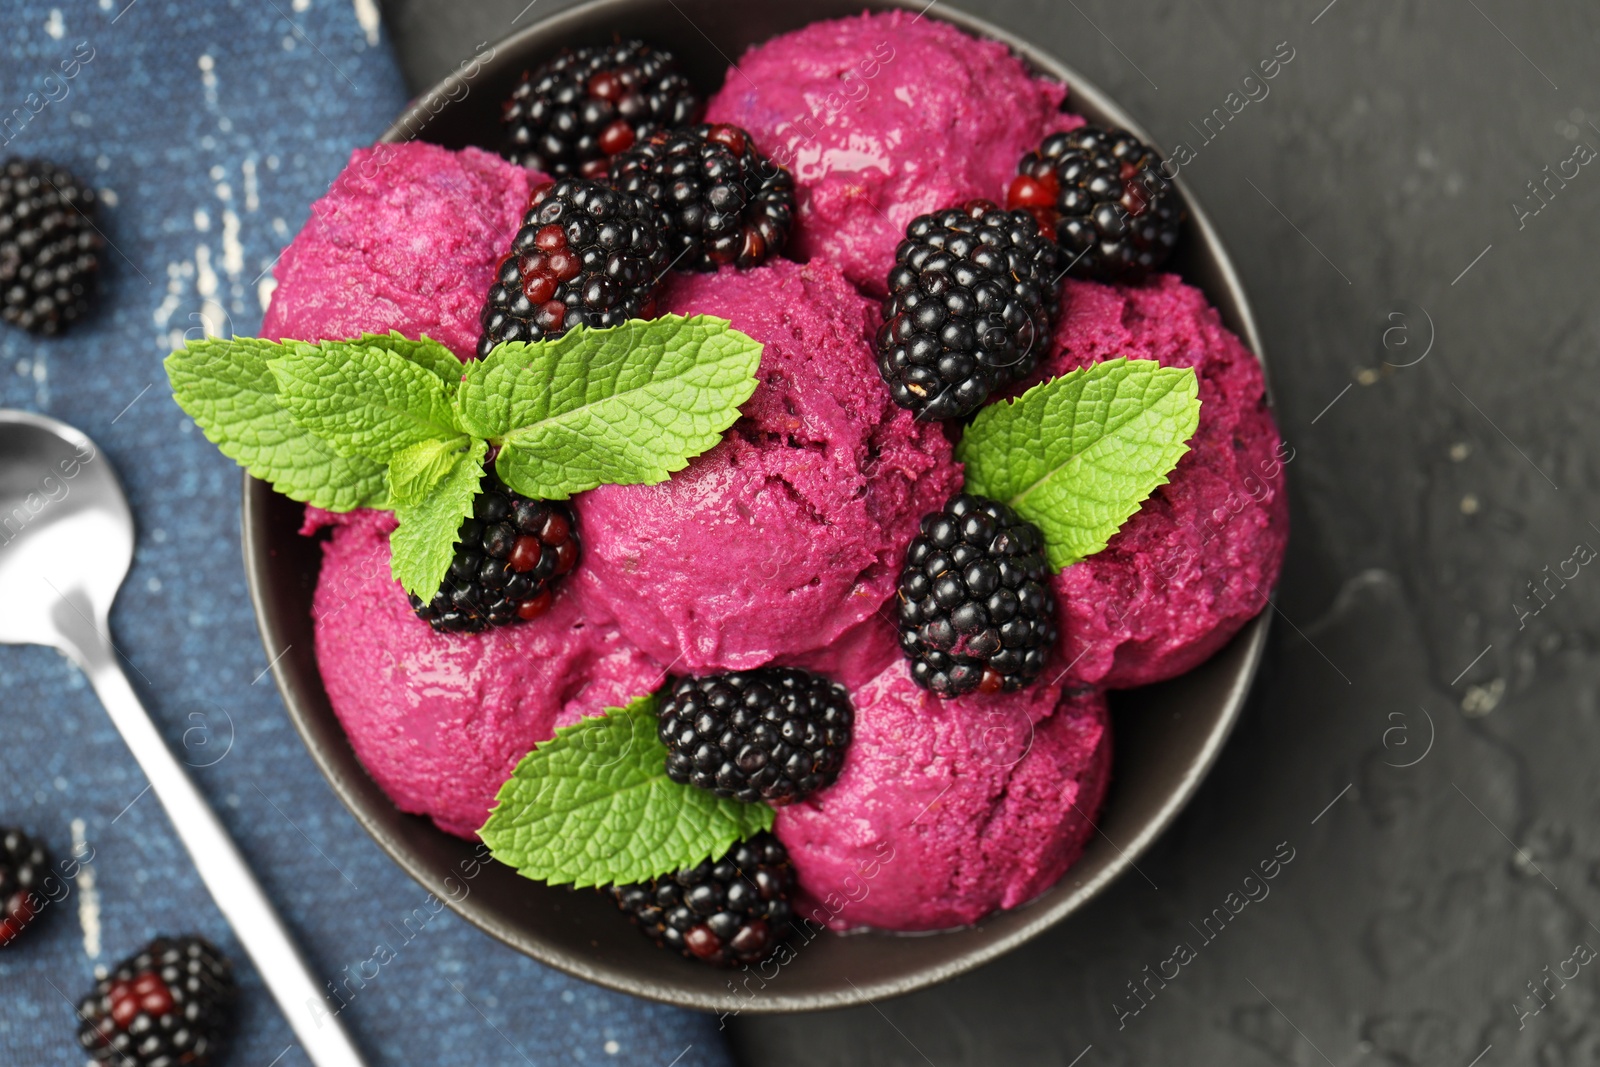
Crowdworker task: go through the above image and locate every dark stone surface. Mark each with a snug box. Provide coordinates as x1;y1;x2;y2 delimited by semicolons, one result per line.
379;0;1600;1063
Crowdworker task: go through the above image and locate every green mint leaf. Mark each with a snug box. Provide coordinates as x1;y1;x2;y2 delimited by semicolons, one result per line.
387;434;472;507
268;339;463;464
369;332;466;393
480;694;775;888
958;358;1201;571
164;337;390;511
455;315;763;500
390;437;487;597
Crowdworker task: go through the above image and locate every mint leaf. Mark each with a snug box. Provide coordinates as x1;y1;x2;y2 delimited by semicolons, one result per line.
370;332;466;393
388;435;471;507
165;337;390;511
958;358;1201;570
480;694;775;888
269;339;463;464
390;437;487;597
168;318;761;574
456;315;762;500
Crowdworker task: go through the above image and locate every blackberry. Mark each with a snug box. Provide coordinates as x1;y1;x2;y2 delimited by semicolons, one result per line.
609;832;795;966
610;123;794;271
410;463;580;633
896;494;1056;697
659;667;853;806
501;40;699;178
876;199;1059;422
0;827;48;946
477;177;668;358
1007;125;1183;283
77;935;235;1067
0;158;102;335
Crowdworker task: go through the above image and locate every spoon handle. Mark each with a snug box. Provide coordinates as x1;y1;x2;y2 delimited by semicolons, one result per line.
77;633;367;1067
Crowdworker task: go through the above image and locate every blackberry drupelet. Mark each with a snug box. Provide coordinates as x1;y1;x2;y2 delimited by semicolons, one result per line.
410;463;580;633
477;177;669;358
875;199;1059;422
609;832;796;966
0;827;48;946
610;123;794;271
1007;124;1183;283
77;935;235;1067
501;40;699;178
896;494;1056;698
0;158;102;335
658;667;853;806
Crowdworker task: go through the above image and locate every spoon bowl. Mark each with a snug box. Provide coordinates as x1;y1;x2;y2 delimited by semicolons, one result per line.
0;412;130;656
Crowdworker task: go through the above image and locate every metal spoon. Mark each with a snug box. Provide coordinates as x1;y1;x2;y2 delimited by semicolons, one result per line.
0;409;366;1067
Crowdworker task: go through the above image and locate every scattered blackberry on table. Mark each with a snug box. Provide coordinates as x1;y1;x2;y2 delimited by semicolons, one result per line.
875;199;1059;422
77;935;235;1067
477;177;669;358
0;827;48;947
410;462;581;633
610;123;794;271
501;40;699;178
897;494;1056;698
0;158;102;335
609;832;796;966
659;667;853;806
1007;125;1183;283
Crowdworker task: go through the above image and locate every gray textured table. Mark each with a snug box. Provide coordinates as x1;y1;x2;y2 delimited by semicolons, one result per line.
399;0;1600;1063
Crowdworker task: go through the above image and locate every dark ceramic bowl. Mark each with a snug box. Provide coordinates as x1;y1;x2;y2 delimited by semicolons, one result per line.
243;0;1272;1012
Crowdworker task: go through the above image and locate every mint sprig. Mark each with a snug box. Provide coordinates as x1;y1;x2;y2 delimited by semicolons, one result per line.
479;694;775;888
386;436;469;506
164;317;763;599
458;317;764;500
958;358;1202;571
268;340;465;464
165;337;391;512
391;437;487;597
372;331;468;392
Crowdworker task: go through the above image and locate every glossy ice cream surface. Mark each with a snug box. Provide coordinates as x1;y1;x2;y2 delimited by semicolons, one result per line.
777;642;1111;931
305;509;662;838
1015;277;1289;689
261;141;541;359
705;10;1081;295
576;259;961;671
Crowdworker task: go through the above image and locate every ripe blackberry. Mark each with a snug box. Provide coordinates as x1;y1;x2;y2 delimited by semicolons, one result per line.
77;935;235;1067
477;177;668;358
0;827;48;946
410;463;580;633
0;158;102;335
501;40;699;178
610;123;794;271
659;667;853;806
876;199;1059;422
897;494;1056;698
1007;125;1183;283
609;832;795;966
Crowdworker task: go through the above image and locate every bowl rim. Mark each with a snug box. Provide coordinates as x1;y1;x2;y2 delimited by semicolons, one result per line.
244;0;1273;1012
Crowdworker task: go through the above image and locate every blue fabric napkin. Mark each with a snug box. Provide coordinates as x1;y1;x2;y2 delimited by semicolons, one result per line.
0;2;732;1063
